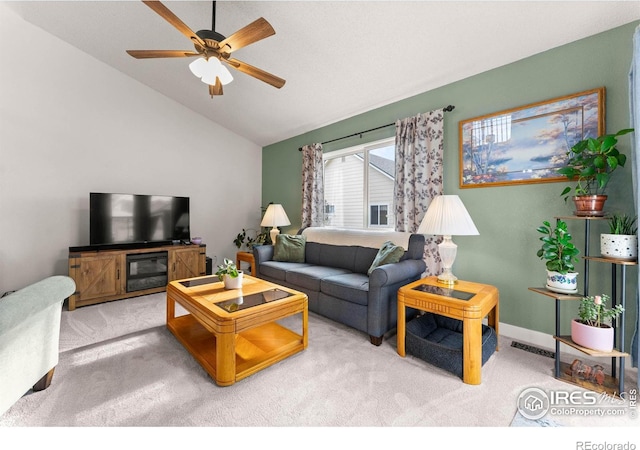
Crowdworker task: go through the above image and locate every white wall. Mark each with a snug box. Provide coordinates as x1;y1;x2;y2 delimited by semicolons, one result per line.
0;5;262;293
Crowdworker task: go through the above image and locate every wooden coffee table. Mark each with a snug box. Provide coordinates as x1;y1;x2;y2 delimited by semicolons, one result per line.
166;274;308;386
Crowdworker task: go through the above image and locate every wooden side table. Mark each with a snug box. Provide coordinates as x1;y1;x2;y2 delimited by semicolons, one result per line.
236;251;256;276
397;276;499;385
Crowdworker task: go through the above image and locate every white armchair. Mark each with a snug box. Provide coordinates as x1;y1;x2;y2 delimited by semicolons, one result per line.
0;275;76;416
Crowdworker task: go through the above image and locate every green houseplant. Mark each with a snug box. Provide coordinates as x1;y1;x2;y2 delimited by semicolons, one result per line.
571;294;624;352
536;219;580;293
558;128;634;214
600;213;638;260
233;228;268;251
215;258;243;289
607;213;638;235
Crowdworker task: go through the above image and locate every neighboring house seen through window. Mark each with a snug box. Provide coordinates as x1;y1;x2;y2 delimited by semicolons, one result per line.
369;204;389;226
323;137;395;229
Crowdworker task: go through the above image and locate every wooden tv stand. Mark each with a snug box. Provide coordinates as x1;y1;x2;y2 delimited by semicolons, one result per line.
67;243;206;310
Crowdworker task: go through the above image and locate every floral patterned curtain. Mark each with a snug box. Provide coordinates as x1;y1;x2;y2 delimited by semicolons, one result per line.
393;109;445;276
301;143;324;228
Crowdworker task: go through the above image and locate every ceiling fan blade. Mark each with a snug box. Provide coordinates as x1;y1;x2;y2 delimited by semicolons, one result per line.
218;17;275;53
209;80;224;97
126;50;200;59
142;0;206;49
225;58;285;89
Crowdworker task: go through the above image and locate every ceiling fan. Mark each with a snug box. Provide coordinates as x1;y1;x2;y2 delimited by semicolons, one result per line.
127;0;285;97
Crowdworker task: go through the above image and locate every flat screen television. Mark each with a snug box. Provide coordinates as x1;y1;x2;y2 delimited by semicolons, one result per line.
90;192;190;247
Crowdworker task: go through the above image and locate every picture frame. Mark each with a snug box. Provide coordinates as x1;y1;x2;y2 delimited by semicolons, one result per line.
459;87;604;188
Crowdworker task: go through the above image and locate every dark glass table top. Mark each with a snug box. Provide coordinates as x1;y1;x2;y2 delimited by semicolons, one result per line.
412;283;476;301
214;288;292;312
179;276;219;288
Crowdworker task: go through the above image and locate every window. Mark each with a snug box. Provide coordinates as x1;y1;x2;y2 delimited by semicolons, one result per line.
323;137;395;229
370;204;389;226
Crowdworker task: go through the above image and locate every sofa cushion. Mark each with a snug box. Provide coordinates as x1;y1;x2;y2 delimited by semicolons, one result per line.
286;266;351;291
316;244;358;272
353;246;380;275
259;261;312;281
367;241;405;275
273;234;306;263
320;273;370;306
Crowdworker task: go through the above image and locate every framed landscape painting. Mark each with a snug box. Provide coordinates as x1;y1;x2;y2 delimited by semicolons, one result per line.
459;87;604;188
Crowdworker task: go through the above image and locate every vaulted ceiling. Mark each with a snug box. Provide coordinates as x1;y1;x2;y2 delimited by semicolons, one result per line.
5;1;640;146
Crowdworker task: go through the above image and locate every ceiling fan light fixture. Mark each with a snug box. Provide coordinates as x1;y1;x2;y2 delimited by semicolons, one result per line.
128;1;283;97
189;57;233;86
188;57;208;77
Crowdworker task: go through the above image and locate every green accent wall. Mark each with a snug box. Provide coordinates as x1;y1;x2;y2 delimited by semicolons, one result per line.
262;22;639;343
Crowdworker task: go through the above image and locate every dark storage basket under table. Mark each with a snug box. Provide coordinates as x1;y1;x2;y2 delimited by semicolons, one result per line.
405;312;497;379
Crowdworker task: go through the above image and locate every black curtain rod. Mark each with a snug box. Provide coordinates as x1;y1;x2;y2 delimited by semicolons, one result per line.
298;105;455;151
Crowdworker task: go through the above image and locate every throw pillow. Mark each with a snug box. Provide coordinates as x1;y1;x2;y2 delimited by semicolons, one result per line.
367;241;405;275
273;234;306;263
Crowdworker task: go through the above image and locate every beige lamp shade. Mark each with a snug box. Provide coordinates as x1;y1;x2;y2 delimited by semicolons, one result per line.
260;204;291;244
417;195;479;236
417;195;479;285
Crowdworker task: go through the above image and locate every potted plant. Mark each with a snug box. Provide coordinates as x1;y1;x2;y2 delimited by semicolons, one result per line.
215;258;243;289
558;128;634;215
233;228;256;251
233;228;270;251
600;213;638;261
571;294;624;352
536;219;580;293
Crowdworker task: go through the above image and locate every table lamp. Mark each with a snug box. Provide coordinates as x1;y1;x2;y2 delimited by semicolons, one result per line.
260;204;291;244
417;195;479;285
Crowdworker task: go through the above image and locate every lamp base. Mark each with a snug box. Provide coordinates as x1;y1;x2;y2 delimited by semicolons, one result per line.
436;271;458;286
270;228;280;245
437;236;458;286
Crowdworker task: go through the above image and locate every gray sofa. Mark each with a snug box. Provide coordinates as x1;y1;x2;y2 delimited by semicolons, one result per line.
253;227;426;345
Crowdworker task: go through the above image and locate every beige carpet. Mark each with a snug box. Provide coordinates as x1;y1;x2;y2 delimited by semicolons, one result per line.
1;293;638;444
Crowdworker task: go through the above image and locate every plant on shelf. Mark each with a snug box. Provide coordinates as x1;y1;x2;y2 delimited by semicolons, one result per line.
607;213;638;235
558;128;634;214
600;213;638;260
571;294;624;352
536;219;580;293
577;294;624;328
215;258;243;289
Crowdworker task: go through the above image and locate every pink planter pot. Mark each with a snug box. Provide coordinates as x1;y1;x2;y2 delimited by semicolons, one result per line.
571;319;614;352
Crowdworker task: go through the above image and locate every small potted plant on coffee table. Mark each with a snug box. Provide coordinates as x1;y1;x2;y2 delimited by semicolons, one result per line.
536;219;580;293
571;294;624;352
215;258;243;289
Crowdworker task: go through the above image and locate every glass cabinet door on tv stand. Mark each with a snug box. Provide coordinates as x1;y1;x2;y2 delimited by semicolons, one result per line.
528;216;636;398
